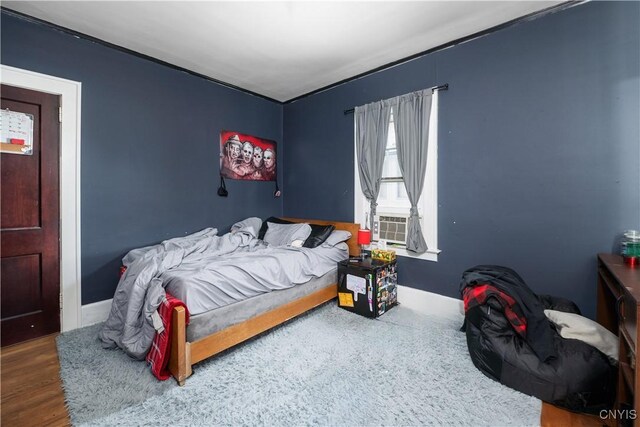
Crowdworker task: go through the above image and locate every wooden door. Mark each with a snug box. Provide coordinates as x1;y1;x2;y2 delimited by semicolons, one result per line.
1;84;61;346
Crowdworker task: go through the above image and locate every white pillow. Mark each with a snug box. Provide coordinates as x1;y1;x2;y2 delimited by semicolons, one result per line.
230;217;262;238
544;309;618;361
264;222;312;247
322;230;352;247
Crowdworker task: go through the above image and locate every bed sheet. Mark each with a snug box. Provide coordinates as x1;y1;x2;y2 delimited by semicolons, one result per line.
162;242;348;316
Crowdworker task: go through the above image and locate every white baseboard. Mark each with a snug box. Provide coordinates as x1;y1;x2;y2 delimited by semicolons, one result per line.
81;298;112;327
397;285;463;320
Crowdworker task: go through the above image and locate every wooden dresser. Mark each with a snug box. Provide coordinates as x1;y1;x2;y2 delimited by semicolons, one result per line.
597;253;640;426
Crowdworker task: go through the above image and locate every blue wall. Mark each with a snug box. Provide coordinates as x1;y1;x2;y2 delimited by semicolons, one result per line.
2;2;639;317
283;1;640;318
1;13;284;304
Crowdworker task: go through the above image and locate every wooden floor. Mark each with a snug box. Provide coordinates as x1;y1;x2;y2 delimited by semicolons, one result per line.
1;334;70;427
541;402;611;427
0;334;609;427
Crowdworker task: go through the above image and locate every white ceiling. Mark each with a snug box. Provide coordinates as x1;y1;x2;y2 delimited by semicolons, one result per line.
4;1;565;102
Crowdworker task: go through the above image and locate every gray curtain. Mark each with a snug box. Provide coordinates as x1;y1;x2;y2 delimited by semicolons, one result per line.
393;89;432;253
355;100;392;230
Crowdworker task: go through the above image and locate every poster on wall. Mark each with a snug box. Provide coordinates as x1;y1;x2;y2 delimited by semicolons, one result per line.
0;109;34;155
220;130;277;181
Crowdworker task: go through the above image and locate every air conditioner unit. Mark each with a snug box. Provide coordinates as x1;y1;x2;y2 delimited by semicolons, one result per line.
372;214;409;245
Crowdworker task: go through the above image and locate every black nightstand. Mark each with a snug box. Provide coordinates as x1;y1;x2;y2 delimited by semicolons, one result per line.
337;257;398;318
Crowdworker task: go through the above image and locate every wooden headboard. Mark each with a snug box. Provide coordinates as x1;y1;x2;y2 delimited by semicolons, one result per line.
281;218;360;257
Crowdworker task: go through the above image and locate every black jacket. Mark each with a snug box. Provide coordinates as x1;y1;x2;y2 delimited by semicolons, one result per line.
460;265;556;362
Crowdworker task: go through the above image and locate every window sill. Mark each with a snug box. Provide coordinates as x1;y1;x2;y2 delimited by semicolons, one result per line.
395;247;440;262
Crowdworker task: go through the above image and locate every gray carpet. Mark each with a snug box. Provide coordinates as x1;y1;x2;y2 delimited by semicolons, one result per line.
57;303;541;426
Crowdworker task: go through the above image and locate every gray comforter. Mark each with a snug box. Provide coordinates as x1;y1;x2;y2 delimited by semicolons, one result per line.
99;219;348;359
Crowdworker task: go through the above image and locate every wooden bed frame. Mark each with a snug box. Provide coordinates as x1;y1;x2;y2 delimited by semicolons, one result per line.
168;218;360;385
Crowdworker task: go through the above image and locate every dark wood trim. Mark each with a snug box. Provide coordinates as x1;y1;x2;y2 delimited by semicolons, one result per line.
597;253;640;426
0;7;281;105
284;1;585;104
2;1;585;105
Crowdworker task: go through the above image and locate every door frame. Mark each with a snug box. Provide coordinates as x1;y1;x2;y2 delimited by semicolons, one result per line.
1;64;82;332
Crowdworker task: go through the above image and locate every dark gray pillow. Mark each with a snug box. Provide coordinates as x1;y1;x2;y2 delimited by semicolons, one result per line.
302;224;335;248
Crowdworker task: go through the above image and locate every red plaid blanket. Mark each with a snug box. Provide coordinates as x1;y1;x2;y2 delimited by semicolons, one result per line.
146;291;189;381
462;284;527;336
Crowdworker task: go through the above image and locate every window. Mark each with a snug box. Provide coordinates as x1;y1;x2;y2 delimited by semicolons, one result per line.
378;114;410;210
354;91;439;261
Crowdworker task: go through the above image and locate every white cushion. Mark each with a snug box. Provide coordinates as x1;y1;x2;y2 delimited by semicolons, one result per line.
230;217;262;238
322;230;352;247
290;239;305;248
264;222;312;247
544;309;618;361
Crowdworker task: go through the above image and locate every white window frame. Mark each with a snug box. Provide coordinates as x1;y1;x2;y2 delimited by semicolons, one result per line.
354;91;440;262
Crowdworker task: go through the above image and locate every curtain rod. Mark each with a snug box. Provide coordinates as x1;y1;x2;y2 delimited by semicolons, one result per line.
343;83;448;115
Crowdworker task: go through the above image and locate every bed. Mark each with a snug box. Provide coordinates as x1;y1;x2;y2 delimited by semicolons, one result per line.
100;217;360;385
168;217;360;385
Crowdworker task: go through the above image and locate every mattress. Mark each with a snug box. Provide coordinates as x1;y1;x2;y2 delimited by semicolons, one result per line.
187;269;337;342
